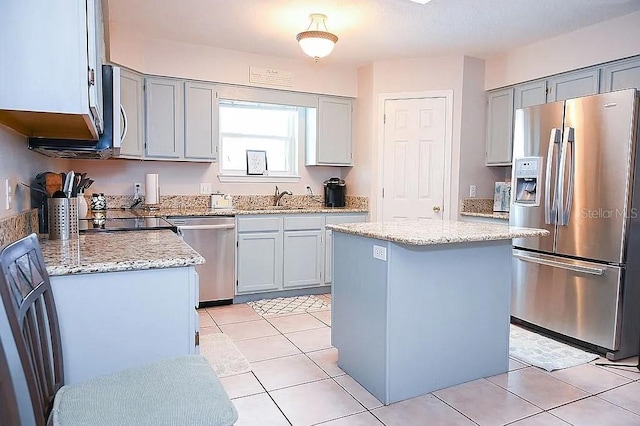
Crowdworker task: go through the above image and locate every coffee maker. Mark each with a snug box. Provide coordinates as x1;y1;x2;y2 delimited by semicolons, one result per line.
324;178;346;207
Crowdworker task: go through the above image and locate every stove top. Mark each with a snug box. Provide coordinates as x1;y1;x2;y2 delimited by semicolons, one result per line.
79;217;177;233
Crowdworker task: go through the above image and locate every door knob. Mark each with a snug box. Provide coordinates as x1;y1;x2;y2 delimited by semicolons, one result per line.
433;206;441;213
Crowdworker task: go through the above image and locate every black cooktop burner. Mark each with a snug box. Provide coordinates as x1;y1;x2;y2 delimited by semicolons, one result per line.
79;217;177;233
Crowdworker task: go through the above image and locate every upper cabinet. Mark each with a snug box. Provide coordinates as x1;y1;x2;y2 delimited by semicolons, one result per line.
119;69;145;158
0;0;103;140
145;77;184;159
514;80;547;109
600;57;640;92
485;89;514;166
184;82;218;161
306;97;354;166
547;69;600;102
485;58;634;167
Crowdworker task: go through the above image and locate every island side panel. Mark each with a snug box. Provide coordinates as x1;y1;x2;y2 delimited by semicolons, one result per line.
51;266;197;385
386;240;512;403
332;232;389;402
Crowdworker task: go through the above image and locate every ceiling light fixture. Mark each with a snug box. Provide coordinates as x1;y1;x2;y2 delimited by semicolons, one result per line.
409;0;432;4
296;14;338;62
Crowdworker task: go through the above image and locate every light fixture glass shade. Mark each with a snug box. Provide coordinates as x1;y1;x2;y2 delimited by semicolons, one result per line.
296;14;338;61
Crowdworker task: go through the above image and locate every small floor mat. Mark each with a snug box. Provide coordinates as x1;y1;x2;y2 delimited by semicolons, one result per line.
200;333;252;377
510;325;599;372
248;295;330;316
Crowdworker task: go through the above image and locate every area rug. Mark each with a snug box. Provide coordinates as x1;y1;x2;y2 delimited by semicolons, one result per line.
509;325;599;372
247;294;330;316
200;333;251;377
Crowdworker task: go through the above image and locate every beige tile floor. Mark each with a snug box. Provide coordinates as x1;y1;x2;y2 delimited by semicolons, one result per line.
202;295;640;426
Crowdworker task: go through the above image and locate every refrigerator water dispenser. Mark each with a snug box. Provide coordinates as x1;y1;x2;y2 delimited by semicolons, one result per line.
513;157;543;206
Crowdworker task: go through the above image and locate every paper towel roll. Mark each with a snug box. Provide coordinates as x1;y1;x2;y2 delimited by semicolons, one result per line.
145;173;159;205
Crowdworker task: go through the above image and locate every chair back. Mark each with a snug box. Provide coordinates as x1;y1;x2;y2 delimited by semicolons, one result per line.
0;234;64;425
0;335;21;426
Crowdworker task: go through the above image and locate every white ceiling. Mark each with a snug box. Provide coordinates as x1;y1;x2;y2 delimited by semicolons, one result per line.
107;0;640;66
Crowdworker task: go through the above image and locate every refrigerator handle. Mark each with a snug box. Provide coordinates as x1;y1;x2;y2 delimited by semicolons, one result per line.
558;127;576;226
545;128;561;224
513;253;605;276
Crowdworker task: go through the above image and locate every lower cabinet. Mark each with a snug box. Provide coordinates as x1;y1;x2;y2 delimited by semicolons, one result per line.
50;266;198;385
236;213;367;295
237;231;283;293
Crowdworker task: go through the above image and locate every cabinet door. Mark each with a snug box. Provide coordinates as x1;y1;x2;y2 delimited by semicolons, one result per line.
145;77;183;158
324;229;333;284
184;81;218;161
485;88;514;166
119;69;144;157
514;80;547;109
548;69;600;102
324;214;367;284
283;230;323;288
86;0;103;134
237;232;282;294
601;57;640;92
316;97;353;165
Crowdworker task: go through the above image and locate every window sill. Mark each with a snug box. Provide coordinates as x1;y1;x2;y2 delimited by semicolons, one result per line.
217;174;301;183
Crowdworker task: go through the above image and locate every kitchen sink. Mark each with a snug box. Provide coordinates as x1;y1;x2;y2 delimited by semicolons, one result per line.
240;205;306;211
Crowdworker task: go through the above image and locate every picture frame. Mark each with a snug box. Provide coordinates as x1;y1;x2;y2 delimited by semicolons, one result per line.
246;150;268;175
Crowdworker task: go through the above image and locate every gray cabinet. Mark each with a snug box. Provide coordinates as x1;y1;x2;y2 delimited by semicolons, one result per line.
547;69;600;102
514;80;547;109
0;0;103;140
485;88;514;166
283;216;324;288
184;81;218;161
601;57;640;92
306;97;354;166
119;69;144;158
145;77;183;159
324;214;367;284
236;216;283;294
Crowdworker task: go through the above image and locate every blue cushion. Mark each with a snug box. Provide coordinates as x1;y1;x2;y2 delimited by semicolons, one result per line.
51;355;238;426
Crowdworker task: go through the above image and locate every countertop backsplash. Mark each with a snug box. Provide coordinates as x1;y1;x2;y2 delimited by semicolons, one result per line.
85;194;368;210
0;209;39;248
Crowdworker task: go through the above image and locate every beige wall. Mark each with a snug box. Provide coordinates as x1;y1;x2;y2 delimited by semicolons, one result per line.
67;156;345;198
109;24;358;97
0;126;62;219
348;55;469;220
458;56;504;200
485;11;640;89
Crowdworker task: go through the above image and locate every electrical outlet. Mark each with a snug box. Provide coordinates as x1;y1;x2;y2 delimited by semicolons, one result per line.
134;182;142;198
305;185;313;196
469;185;477;197
4;179;11;210
199;182;213;194
373;245;387;261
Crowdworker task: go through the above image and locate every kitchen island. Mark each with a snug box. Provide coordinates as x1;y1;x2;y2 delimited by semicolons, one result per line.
40;230;204;384
327;220;547;405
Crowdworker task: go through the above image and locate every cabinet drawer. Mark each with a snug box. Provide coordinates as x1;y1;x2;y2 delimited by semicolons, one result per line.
283;216;324;231
237;217;282;233
325;214;367;225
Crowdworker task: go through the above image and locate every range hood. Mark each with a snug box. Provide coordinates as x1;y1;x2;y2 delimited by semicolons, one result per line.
28;65;123;159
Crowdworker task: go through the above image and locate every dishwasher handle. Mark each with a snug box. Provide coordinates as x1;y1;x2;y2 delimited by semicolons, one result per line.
175;224;236;231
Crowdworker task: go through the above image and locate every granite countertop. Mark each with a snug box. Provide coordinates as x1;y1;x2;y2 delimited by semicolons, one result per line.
459;211;510;220
326;220;548;246
40;230;205;276
85;207;367;219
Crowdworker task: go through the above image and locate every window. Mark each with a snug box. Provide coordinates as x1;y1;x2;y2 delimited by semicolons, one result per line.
219;100;302;177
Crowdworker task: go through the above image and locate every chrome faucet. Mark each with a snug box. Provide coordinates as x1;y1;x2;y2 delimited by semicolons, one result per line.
274;186;293;206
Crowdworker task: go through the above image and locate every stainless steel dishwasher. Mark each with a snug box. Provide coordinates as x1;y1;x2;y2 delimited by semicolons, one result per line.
166;216;236;306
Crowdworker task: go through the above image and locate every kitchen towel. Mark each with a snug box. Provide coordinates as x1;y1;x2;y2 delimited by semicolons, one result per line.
200;333;251;378
509;325;599;371
145;173;160;205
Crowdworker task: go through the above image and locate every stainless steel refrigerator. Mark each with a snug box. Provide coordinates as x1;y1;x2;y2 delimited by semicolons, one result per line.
510;88;640;360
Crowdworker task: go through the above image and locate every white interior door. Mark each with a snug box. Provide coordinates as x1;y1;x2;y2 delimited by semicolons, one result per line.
382;98;447;221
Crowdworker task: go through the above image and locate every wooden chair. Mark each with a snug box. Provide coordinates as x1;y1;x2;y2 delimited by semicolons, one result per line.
0;234;238;426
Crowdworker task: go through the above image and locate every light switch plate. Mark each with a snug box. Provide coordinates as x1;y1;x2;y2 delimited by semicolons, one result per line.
4;179;11;210
199;183;213;194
